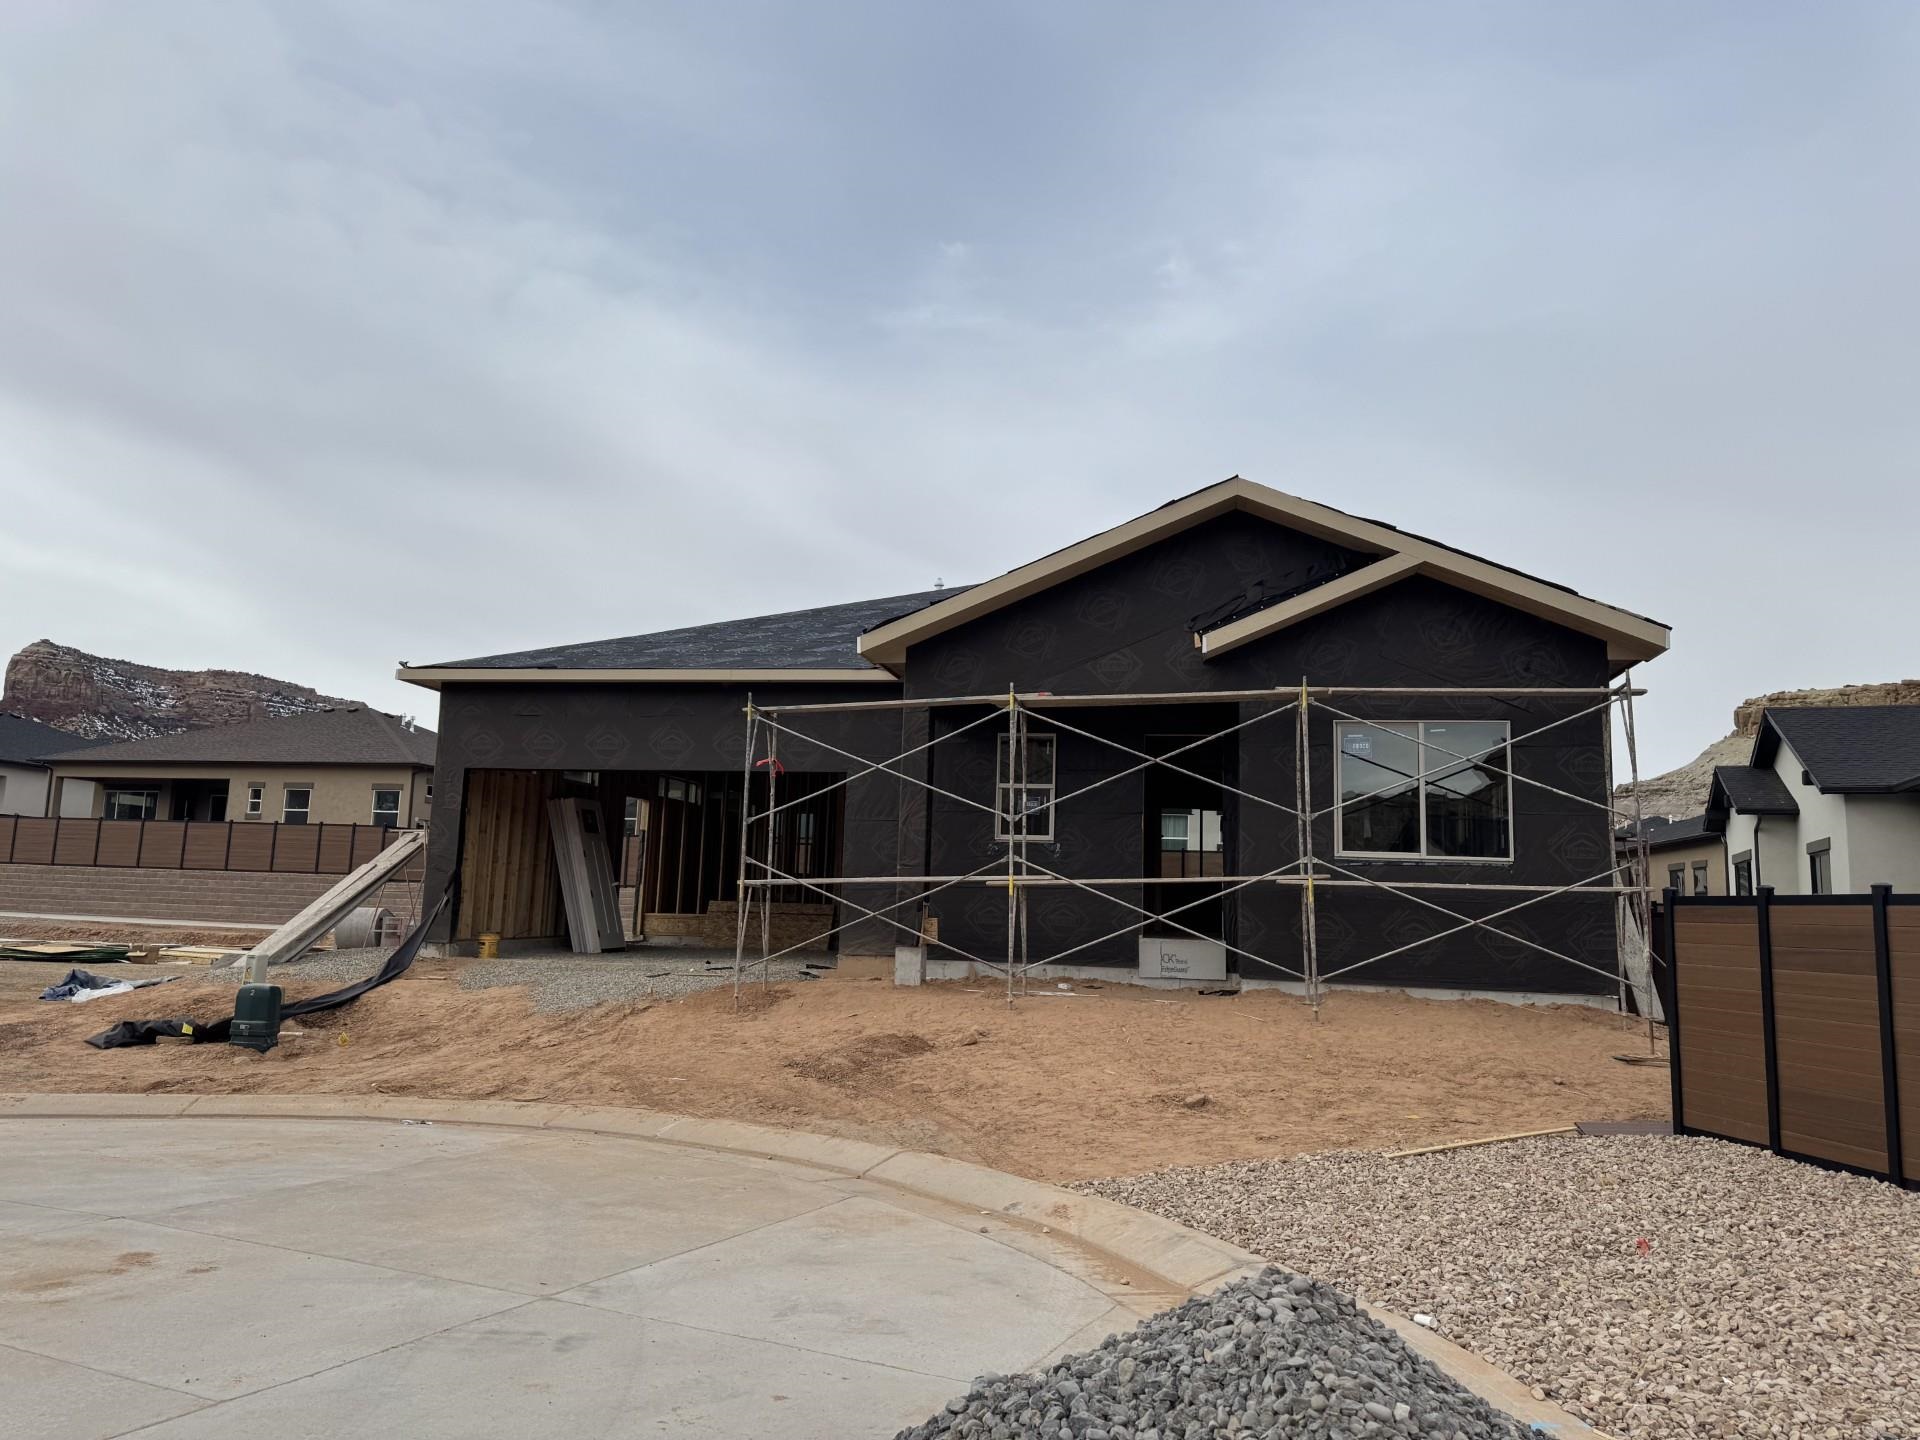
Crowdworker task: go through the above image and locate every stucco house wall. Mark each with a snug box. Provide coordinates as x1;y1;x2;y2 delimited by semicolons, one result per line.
47;762;430;826
0;763;50;817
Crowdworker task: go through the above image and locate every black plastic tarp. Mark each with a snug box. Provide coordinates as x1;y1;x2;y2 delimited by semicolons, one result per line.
86;894;446;1050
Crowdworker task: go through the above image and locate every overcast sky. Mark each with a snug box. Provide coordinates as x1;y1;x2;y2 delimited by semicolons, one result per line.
1;2;1914;774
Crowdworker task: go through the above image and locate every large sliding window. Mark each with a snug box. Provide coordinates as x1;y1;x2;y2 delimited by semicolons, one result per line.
1336;721;1512;861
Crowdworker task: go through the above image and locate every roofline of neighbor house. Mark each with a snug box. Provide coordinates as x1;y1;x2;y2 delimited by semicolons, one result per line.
395;666;902;692
855;477;1671;672
47;759;436;775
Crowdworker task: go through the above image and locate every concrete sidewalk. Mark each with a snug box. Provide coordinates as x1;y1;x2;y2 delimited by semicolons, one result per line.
0;1115;1178;1439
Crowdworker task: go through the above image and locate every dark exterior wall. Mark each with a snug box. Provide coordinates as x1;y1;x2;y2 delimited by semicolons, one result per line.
901;513;1617;994
425;509;1626;992
424;681;910;950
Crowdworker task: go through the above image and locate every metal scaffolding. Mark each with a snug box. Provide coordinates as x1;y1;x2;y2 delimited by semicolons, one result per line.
729;678;1658;1019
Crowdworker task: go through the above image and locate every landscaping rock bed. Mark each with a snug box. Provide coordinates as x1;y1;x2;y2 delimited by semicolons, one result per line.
1080;1135;1920;1438
896;1266;1529;1440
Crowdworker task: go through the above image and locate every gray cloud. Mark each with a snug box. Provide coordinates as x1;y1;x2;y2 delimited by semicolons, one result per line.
1;1;1914;773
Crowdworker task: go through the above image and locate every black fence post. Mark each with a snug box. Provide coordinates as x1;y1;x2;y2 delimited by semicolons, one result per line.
268;822;279;872
1872;885;1904;1186
1756;885;1782;1156
52;814;61;864
1663;888;1684;1134
223;821;233;869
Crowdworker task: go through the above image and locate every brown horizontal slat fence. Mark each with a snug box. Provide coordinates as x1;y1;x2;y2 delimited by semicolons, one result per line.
1665;885;1912;1189
0;816;418;877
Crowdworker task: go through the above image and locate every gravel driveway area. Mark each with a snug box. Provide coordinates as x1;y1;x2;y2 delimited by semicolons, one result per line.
454;951;818;1011
204;947;820;1012
1079;1135;1919;1439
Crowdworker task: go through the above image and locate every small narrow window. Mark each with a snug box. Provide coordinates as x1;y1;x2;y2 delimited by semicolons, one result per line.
1807;841;1832;895
1732;855;1753;895
996;733;1056;842
424;783;433;810
245;783;264;819
371;787;401;829
1691;860;1709;896
1668;863;1686;893
282;786;312;825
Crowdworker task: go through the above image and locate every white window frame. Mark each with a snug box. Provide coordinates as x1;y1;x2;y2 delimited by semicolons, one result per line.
1334;720;1514;863
995;732;1057;843
371;786;402;828
281;784;313;825
102;788;160;821
245;783;264;819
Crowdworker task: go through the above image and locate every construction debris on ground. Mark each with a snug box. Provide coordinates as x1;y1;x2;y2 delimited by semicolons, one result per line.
896;1267;1532;1440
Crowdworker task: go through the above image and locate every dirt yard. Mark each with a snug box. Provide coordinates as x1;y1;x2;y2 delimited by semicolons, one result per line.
0;959;1668;1182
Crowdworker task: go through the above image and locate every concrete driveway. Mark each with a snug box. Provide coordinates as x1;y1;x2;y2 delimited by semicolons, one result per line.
0;1117;1164;1440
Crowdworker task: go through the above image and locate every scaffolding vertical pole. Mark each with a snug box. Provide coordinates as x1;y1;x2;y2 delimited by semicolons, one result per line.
1620;669;1658;1051
762;719;779;991
1299;679;1321;1022
1005;686;1019;1009
733;699;757;1005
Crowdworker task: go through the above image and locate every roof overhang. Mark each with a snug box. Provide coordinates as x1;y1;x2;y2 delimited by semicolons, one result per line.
855;477;1671;672
396;666;902;692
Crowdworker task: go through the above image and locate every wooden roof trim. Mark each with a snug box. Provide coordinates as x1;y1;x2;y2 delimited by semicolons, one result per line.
1197;554;1422;658
395;666;900;692
857;477;1670;668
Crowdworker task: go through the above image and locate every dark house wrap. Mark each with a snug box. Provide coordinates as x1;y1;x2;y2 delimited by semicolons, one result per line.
400;478;1670;997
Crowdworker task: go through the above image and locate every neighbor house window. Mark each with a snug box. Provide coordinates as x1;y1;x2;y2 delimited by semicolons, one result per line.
282;786;312;825
1692;860;1709;896
371;787;401;828
102;788;159;821
1336;721;1511;860
1733;854;1753;895
245;783;264;819
1808;840;1832;895
423;783;433;810
995;733;1056;842
1668;863;1686;893
1159;807;1224;878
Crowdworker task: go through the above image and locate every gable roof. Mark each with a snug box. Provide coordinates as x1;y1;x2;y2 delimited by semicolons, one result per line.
1755;705;1920;793
43;707;436;769
398;590;956;690
0;713;103;768
855;477;1670;672
1708;764;1800;817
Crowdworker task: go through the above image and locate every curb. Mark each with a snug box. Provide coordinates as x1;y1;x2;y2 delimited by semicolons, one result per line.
0;1093;1605;1436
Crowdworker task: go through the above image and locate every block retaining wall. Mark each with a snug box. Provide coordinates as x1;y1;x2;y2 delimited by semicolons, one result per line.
0;863;422;928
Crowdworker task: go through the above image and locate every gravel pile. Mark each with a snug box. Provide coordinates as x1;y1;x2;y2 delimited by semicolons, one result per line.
897;1266;1530;1440
1079;1135;1920;1439
455;952;818;1011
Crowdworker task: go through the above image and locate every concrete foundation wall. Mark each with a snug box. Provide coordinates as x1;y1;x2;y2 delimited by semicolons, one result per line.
0;863;421;927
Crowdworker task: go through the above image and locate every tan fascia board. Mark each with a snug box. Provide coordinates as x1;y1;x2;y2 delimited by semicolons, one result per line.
858;476;1669;669
1198;554;1422;657
395;666;902;692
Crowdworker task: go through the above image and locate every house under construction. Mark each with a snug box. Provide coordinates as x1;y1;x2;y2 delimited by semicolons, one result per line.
398;477;1671;1001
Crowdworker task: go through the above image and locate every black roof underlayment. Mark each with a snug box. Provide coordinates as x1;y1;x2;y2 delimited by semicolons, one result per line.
431;588;962;671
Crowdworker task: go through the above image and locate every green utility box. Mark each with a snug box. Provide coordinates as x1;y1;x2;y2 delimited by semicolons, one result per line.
229;983;284;1052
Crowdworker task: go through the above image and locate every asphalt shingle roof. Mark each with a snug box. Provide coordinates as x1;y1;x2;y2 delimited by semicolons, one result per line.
1761;706;1920;792
1619;813;1716;849
431;589;961;671
0;713;102;767
41;707;436;768
1710;765;1800;816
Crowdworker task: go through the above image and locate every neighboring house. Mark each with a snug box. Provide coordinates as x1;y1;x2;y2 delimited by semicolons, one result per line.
1706;705;1920;894
0;713;103;816
41;706;436;829
1621;813;1725;896
400;476;1670;996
